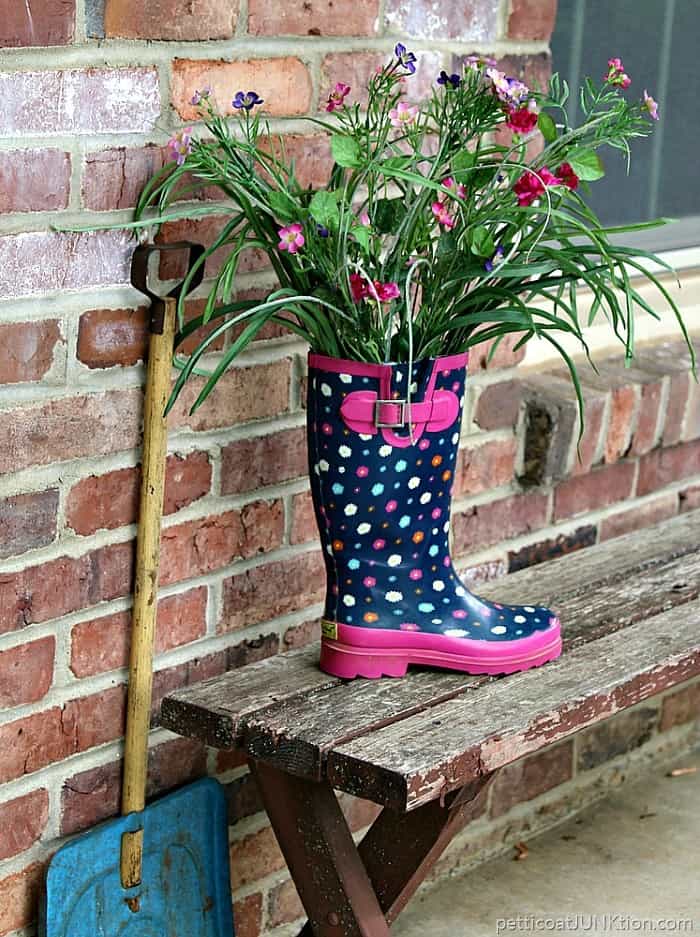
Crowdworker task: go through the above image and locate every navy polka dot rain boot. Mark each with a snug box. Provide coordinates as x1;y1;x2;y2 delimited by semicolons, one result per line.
307;352;562;679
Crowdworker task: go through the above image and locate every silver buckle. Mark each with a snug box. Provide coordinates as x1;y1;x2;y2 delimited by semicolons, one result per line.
375;398;409;428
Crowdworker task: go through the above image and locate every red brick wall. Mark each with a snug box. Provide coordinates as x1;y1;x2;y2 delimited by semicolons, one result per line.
1;2;699;935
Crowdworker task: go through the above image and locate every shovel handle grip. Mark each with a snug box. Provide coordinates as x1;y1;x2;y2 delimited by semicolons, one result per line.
120;295;176;890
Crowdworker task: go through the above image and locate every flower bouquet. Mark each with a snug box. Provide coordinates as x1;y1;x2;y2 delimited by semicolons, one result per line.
125;47;691;679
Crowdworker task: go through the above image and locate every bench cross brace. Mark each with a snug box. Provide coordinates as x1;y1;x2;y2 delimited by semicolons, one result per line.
250;760;495;936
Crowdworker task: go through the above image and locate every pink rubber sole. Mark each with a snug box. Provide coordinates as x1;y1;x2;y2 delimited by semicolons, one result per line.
319;621;562;679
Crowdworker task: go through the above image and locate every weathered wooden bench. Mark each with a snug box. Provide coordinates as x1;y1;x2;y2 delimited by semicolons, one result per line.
161;510;700;936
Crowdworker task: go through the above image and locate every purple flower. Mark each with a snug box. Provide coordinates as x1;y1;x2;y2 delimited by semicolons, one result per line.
395;42;417;75
317;224;330;238
484;245;505;272
190;86;212;106
233;90;264;110
643;89;659;120
167;127;193;166
437;70;461;89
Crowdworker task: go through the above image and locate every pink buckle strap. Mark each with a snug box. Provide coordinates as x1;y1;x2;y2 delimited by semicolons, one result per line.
341;389;459;436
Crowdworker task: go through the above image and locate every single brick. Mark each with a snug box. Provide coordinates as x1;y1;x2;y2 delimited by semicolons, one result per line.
66;452;211;535
104;0;237;39
679;483;700;513
452;491;550;555
636;440;700;497
0;230;133;299
454;437;518;497
507;0;557;39
0;68;159;136
82;145;167;211
63;685;127;753
599;493;679;542
659;681;700;732
268;879;304;928
507;525;597;573
169;359;292;432
682;380;700;442
172;58;312;121
0;541;134;634
70;587;208;678
0;489;59;559
0;150;71;211
321;50;441;108
220;550;325;631
0;319;63;384
386;0;500;41
633;340;695;447
234;893;263;937
0;389;141;474
473;380;522;431
553;461;636;521
221;426;307;494
1;0;74;46
261;134;333;189
227;632;280;670
520;372;607;486
60;736;206;836
0;862;45;937
490;741;574;817
249;0;378;35
469;333;527;372
0;708;77;783
283;616;322;649
160;502;283;585
231;826;286;889
0;790;49;861
225;771;264;825
577;706;659;771
595;359;664;457
0;636;55;707
291;490;317;545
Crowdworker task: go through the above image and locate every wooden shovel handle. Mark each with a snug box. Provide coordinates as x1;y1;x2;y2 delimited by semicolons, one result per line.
120;296;175;890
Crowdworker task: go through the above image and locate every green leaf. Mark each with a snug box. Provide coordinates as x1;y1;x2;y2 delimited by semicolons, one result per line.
537;112;557;143
451;150;476;181
469;225;495;258
331;135;362;168
351;224;371;253
567;147;605;181
267;189;299;223
309;190;339;229
381;156;413;171
374;198;401;234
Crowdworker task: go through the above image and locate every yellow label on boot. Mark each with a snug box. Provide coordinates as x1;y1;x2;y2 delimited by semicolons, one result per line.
321;619;338;640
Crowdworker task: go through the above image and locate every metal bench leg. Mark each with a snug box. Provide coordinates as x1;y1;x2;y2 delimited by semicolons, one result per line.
250;760;391;937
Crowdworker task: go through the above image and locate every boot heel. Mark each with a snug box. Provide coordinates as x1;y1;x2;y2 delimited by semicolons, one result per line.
320;638;409;679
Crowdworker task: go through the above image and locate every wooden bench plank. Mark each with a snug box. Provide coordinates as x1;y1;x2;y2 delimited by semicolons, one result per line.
160;511;700;752
241;550;700;780
326;598;700;811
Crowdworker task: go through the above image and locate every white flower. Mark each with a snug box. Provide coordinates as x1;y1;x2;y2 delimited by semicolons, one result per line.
385;590;403;603
321;383;332;396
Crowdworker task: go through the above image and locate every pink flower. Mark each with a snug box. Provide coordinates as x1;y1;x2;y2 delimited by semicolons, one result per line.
400;622;421;631
643;90;659;120
389;101;419;128
278;223;305;254
606;57;631;88
431;201;455;228
349;273;370;302
350;275;400;303
513;167;558;207
363;576;376;588
326;82;351;112
505;105;539;134
359;211;371;226
442;176;467;200
374;281;400;302
556;162;579;191
167;127;193;165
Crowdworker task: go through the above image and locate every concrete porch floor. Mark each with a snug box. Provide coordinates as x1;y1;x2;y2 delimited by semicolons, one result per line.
394;750;700;936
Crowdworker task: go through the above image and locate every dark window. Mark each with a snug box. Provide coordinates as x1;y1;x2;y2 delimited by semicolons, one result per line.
551;0;700;247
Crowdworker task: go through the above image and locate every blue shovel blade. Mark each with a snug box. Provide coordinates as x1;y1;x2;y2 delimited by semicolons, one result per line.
41;777;234;937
